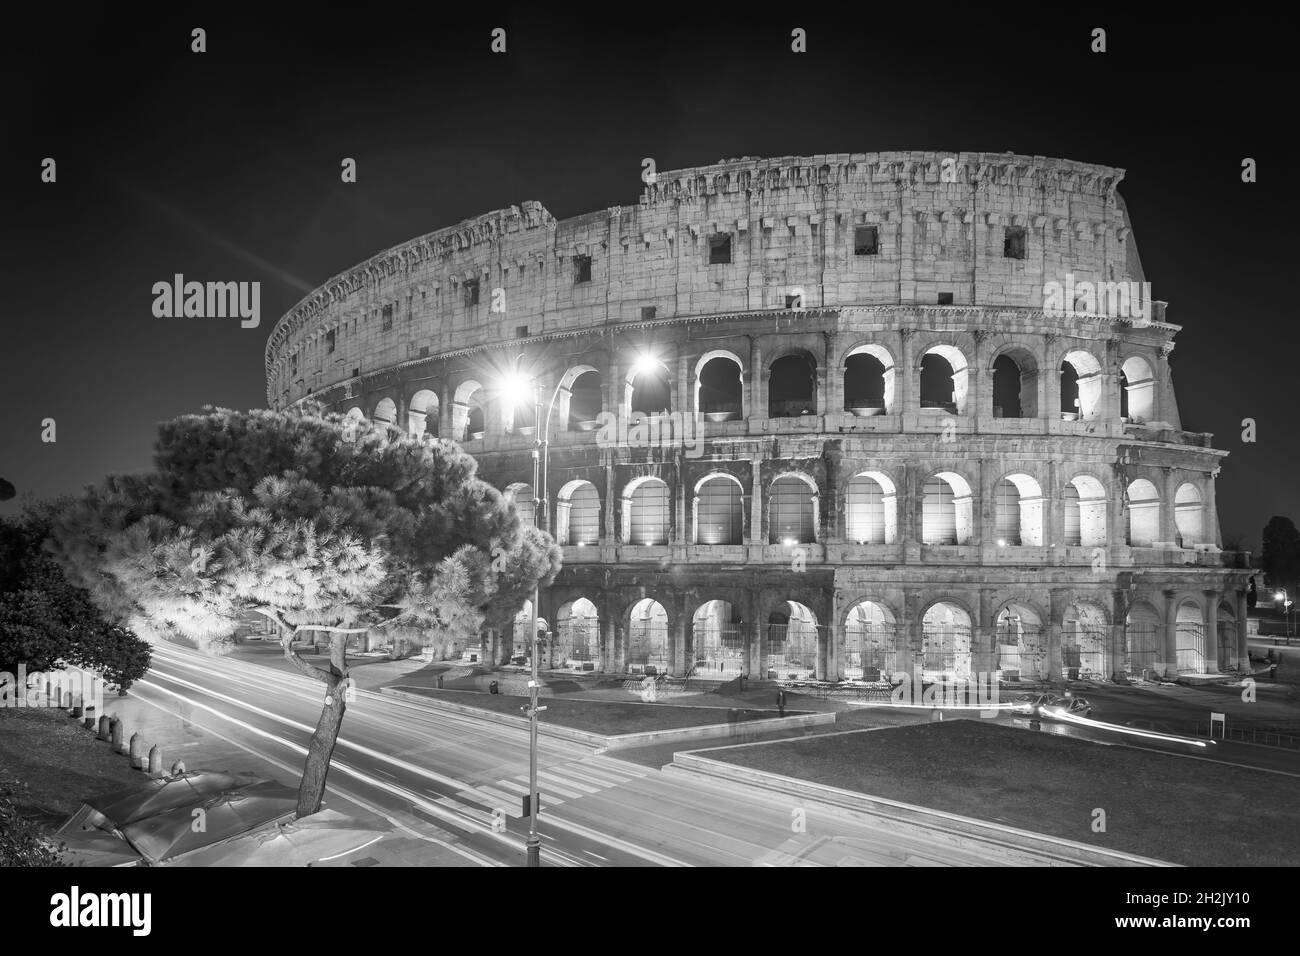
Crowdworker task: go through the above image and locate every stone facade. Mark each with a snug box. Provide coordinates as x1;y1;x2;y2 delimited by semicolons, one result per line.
265;151;1253;684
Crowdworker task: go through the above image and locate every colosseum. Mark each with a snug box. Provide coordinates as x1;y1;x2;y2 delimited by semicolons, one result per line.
265;150;1254;687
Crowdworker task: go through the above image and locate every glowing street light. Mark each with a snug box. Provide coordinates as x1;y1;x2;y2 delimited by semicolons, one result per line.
631;352;666;379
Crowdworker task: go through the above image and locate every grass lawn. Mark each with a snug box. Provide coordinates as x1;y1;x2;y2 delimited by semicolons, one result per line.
0;709;150;827
704;719;1300;866
392;686;792;734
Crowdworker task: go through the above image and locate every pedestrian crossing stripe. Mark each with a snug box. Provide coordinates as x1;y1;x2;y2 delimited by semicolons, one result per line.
431;756;652;820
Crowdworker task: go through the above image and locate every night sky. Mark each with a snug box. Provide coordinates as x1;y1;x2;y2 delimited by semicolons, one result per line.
3;10;1293;552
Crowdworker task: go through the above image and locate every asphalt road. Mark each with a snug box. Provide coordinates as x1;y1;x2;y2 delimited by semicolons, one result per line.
130;643;1135;867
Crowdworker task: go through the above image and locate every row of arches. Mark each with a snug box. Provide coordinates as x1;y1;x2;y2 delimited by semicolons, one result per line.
506;593;1237;678
502;471;1208;549
340;343;1162;444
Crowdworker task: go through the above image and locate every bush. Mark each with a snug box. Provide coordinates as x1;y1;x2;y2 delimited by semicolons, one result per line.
0;785;65;867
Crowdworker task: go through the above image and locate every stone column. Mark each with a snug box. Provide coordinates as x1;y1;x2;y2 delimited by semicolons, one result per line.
1111;590;1129;679
1042;334;1060;421
438;381;453;438
1047;588;1069;681
670;595;687;678
750;457;764;552
1206;468;1222;548
674;348;689;420
898;329;917;419
817;331;834;418
748;338;765;431
1161;467;1178;547
826;331;844;418
1236;588;1249;671
1163;589;1179;677
976;588;994;676
1203;590;1219;673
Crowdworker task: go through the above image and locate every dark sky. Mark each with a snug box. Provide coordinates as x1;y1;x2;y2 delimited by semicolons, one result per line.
3;10;1293;552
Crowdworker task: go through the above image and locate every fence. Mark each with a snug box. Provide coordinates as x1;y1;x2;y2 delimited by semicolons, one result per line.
688;625;745;678
764;623;822;680
842;623;905;681
553;619;599;671
993;625;1047;682
920;624;973;678
627;620;670;675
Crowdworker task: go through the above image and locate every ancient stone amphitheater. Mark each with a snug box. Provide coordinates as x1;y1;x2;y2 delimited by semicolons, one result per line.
265;151;1252;685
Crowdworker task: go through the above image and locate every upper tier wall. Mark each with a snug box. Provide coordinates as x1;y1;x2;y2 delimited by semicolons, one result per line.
266;151;1140;406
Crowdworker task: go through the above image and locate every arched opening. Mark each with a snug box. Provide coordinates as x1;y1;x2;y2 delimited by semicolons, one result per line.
995;602;1046;681
845;472;897;544
556;480;600;546
1125;602;1162;677
510;600;548;666
628;361;671;416
919;345;969;414
1064;475;1108;547
1060;350;1103;420
1120;356;1155;423
694;474;744;545
503;482;536;528
407;389;439;439
766;602;819;680
697;354;743;420
769;474;816;544
373;398;397;427
844;345;894;415
991;348;1039;419
623;476;670;545
689;600;745;677
922;602;972;679
555;598;599;671
922;472;974;545
843;600;900;681
1062;602;1108;679
1174;482;1204;547
1126;479;1160;546
567;370;603;431
627;598;668;675
994;473;1044;546
1175;601;1206;673
768;353;817;418
344;406;365;421
452;381;485;442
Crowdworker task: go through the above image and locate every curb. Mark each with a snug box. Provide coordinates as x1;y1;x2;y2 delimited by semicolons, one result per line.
378;686;836;750
666;749;1177;867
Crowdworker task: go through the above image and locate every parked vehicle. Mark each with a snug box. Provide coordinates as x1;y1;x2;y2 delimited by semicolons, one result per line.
1010;693;1093;719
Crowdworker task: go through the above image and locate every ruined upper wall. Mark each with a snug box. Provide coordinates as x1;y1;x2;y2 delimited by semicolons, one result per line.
265;151;1140;405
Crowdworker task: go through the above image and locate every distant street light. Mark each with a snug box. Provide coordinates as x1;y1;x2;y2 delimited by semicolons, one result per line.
1275;590;1292;638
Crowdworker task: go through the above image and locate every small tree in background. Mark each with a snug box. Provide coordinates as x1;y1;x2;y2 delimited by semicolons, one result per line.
0;503;152;687
1261;516;1300;595
49;405;559;817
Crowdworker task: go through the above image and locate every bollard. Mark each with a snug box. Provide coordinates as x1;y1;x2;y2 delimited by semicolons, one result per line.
129;733;144;770
111;718;124;753
170;760;186;776
83;706;97;731
97;715;111;741
148;746;163;778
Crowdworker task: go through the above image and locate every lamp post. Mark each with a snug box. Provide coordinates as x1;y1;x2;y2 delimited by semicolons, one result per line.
504;366;566;868
1275;590;1292;639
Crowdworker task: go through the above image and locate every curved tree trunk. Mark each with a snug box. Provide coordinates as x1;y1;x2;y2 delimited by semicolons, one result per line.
278;626;354;818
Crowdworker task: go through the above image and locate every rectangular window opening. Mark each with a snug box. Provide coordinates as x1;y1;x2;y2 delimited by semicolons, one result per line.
1004;226;1027;259
708;234;732;265
854;225;879;255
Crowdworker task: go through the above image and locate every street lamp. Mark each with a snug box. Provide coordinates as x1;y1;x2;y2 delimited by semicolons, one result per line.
501;364;566;868
1275;590;1292;638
